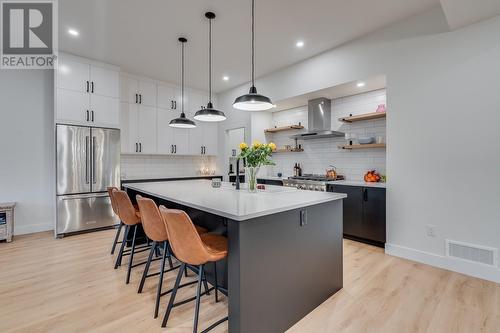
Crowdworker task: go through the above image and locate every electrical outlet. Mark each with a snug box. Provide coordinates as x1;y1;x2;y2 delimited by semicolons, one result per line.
426;224;437;237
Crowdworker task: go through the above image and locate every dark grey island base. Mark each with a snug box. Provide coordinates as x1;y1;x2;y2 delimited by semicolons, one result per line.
125;183;343;333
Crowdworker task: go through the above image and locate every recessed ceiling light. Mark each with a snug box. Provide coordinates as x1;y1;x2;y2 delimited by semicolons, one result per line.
357;82;366;87
222;76;229;81
68;29;79;37
296;40;304;48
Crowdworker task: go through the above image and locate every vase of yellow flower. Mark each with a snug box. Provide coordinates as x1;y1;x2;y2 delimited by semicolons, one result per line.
238;141;276;193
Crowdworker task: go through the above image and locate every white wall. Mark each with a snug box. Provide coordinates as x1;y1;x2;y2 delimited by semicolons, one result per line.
265;89;387;181
0;70;55;235
216;7;500;282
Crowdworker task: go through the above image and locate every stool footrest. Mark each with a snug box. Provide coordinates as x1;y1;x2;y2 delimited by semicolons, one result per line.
200;316;229;333
171;287;215;307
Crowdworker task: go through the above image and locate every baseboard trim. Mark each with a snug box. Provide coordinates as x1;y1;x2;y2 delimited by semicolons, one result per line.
385;243;500;283
14;223;53;236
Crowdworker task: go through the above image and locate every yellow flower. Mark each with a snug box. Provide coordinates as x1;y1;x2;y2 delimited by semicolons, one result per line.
268;142;277;151
252;140;262;148
239;142;248;150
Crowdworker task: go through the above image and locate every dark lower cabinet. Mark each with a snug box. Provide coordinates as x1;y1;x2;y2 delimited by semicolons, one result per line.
257;178;284;186
328;185;386;247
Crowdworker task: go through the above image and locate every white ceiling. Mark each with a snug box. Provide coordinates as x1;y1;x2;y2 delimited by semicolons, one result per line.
59;0;440;93
273;75;387;112
440;0;500;29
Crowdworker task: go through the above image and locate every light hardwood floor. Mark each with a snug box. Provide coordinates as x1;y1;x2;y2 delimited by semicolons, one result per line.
0;230;499;333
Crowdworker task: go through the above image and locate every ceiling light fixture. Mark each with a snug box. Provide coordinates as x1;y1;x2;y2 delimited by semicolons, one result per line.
296;40;304;48
357;82;366;87
233;0;275;111
68;28;79;37
170;37;196;129
223;76;229;81
194;12;227;122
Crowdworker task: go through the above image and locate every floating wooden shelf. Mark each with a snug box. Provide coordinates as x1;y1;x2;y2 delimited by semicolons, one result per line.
272;148;304;153
338;143;386;150
339;112;386;123
264;124;304;133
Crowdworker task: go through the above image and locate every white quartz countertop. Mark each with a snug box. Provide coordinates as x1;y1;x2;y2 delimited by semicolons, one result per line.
124;180;346;221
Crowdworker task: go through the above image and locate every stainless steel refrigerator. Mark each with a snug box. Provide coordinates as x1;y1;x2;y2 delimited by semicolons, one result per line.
56;124;120;236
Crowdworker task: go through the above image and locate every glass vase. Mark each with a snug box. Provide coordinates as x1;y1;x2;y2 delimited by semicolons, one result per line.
245;166;260;193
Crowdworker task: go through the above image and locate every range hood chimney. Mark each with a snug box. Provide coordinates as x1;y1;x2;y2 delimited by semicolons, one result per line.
291;98;344;140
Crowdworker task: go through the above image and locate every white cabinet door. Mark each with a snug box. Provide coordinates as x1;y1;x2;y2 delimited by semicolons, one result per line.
91;95;120;128
157;108;175;154
137;105;157;154
57;58;89;92
90;66;119;98
173;128;190;155
119;102;138;153
120;76;139;104
138;80;157;107
203;123;218;156
157;83;179;110
56;88;90;124
188;124;204;155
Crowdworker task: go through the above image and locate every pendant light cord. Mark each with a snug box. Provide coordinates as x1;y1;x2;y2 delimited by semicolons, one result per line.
209;17;212;103
181;40;185;114
251;0;255;88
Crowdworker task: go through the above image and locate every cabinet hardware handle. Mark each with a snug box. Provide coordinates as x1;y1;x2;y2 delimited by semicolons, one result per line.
201;146;204;154
139;143;142;153
91;110;94;122
135;94;138;104
174;101;177;109
86;81;89;93
170;145;173;154
135;143;138;153
174;145;177;153
363;188;368;201
139;94;142;104
91;82;94;93
86;110;89;121
170;100;173;109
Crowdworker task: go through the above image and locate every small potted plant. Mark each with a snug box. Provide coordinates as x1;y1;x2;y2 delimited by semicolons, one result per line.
238;141;276;192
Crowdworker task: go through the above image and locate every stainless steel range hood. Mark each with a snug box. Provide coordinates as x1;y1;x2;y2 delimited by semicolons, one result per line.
291;98;344;140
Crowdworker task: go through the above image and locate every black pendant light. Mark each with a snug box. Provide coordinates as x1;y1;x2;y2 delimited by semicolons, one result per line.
194;12;227;122
233;0;274;111
170;37;196;128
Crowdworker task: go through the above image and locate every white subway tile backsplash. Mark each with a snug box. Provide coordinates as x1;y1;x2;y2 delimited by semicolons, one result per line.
266;89;387;181
121;155;217;180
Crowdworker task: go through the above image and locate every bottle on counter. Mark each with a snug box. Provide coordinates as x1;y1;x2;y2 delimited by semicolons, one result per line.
293;163;298;177
298;163;302;176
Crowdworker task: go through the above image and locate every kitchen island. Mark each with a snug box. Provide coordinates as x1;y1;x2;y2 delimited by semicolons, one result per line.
124;180;346;333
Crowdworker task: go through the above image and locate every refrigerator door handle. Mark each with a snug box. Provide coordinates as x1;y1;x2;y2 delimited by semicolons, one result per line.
92;136;97;184
85;136;90;184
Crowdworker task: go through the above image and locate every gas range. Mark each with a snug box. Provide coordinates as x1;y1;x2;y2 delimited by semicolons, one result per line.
283;174;343;191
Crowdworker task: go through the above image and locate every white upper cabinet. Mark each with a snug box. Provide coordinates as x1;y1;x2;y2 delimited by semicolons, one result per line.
56;89;90;123
55;54;120;128
121;75;157;107
203;123;219;156
90;66;119;98
120;103;157;154
138;80;157;107
57;58;90;92
157;108;190;155
158;83;180;110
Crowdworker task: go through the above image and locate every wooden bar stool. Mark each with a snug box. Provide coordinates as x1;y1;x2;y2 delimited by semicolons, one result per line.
136;195;209;318
159;206;228;332
112;189;143;284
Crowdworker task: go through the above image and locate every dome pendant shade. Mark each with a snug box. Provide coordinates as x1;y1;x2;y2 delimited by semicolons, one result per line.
196;11;226;122
170;37;196;129
233;0;274;111
194;102;227;122
169;112;196;128
233;86;275;111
